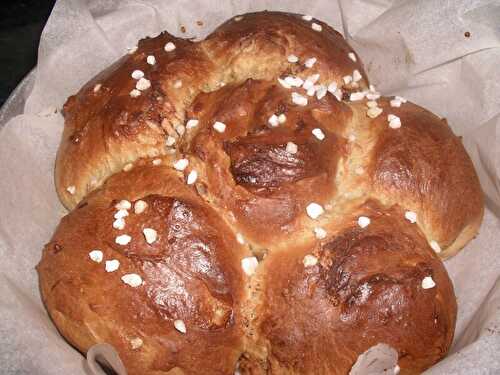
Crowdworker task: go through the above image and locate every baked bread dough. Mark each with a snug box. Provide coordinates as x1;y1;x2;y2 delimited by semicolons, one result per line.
38;11;483;374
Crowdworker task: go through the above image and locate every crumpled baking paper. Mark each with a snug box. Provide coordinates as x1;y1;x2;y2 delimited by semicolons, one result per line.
0;0;499;374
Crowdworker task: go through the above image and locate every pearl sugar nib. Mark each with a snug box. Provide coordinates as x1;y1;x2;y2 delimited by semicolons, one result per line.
88;250;103;263
241;257;259;276
213;121;226;133
388;114;402;129
186;170;198;185
357;216;371;228
164;42;176;52
306;202;324;220
286;142;298;154
303;254;318;267
143;228;158;244
422;276;436;289
121;273;143;287
292;92;308;106
174;319;187;333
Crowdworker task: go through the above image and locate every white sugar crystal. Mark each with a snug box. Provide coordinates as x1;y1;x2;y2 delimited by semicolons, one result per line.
314;227;327;239
316;85;327;100
174;319;187;333
165;135;176;147
241;257;259;276
287;54;299;63
357;216;371;228
93;83;102;92
350;91;366;101
89;250;103;263
186;170;198;185
66;185;76;195
131;70;144;80
304;57;317;68
306;85;317;97
278;77;292;89
390;99;402;107
278;113;287;124
136;78;151;91
422;276;436;289
147;55;156;65
284;76;304;87
286;142;298;154
302;15;313;21
173;159;189;171
312;128;325;140
114;209;129;219
333;89;343;101
213;121;226;133
234;16;243;21
306;73;320;84
292;92;308;106
174;124;185;136
113;218;125;230
115;234;132;245
367;107;383;119
311;22;322;32
105;259;120;272
122;273;143;287
164;42;176;52
366;92;381;100
152;158;162;166
306;203;324;219
303;80;314;91
143;228;158;244
352;69;363;82
430;240;442;253
388;114;402;129
268;114;279;127
186;119;199;129
343;75;353;85
348;52;357;62
236;233;245;244
129;89;141;98
115;200;131;210
327;82;338;94
134;200;148;214
303;254;318;267
123;163;134;171
405;211;417;223
130;337;143;349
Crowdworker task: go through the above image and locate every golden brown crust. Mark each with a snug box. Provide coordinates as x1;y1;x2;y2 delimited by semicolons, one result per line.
366;98;484;258
40;163;249;375
247;202;456;375
39;10;484;375
55;11;367;209
182;80;350;248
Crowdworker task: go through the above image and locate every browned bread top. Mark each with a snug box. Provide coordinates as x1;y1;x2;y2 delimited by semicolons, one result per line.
39;10;484;375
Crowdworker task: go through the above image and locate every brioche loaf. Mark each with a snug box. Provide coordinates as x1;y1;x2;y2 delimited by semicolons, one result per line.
38;11;483;375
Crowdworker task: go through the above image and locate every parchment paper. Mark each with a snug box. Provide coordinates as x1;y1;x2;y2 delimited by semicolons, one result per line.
1;0;499;374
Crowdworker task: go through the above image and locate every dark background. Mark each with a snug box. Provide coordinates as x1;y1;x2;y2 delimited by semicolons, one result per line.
0;0;56;106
